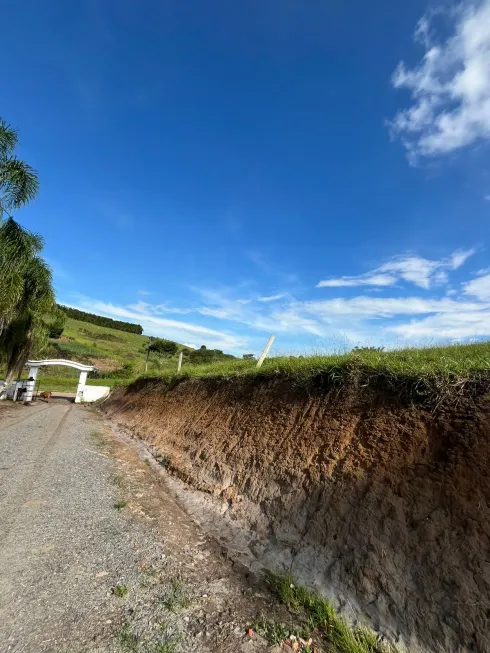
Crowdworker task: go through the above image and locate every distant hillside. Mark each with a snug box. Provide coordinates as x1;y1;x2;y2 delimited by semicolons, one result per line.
35;313;236;392
58;305;143;334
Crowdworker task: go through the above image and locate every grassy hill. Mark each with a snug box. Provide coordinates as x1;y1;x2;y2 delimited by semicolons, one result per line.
33;317;185;391
24;315;233;392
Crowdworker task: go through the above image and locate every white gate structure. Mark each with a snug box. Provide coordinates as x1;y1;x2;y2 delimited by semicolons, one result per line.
25;359;95;403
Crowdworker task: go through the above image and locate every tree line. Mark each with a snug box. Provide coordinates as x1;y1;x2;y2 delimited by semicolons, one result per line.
58;305;143;335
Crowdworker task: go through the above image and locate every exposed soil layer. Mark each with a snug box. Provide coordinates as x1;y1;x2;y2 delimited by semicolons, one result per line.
102;377;490;653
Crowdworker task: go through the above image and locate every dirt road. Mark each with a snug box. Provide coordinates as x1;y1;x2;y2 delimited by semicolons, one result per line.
0;402;281;653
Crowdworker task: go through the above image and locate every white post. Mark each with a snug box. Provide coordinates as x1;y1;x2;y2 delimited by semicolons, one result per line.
177;351;183;373
24;366;39;403
256;335;275;369
75;371;88;403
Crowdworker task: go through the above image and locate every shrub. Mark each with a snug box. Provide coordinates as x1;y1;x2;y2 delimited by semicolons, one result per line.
148;339;179;357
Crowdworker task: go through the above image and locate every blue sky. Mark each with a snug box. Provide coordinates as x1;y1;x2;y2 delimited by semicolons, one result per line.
3;0;490;355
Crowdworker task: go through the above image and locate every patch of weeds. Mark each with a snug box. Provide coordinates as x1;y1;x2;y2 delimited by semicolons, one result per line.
116;620;137;651
112;584;129;598
151;623;182;653
114;500;128;511
251;615;309;646
159;579;191;612
156;453;171;468
266;573;400;653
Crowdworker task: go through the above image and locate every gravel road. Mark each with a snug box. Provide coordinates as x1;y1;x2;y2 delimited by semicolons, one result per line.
0;402;286;653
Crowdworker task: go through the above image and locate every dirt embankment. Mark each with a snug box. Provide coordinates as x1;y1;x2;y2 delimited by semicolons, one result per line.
103;377;490;653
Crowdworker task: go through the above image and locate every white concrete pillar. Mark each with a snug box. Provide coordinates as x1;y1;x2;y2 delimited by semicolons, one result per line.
24;366;39;403
75;371;88;403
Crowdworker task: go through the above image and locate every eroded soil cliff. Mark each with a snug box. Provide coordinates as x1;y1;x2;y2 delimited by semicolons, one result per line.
103;377;490;653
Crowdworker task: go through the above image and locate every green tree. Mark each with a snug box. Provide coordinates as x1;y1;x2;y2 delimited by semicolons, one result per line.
0;118;39;216
0;254;55;385
0;218;44;336
47;306;66;339
148;338;179;357
0;118;55;389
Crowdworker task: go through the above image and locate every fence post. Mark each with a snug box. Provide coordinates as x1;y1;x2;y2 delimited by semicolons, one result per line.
256;335;275;369
177;351;183;373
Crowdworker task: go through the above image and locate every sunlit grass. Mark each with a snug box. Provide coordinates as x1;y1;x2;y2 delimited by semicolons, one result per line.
127;340;490;406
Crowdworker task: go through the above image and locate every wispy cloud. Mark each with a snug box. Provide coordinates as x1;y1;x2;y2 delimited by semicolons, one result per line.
61;246;490;352
137;289;151;296
390;0;490;161
464;272;490;301
65;297;248;352
258;294;285;302
317;250;474;290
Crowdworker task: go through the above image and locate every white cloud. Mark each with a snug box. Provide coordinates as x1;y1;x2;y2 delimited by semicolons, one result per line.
318;273;396;288
137;289;151;296
464;272;490;300
390;310;490;339
65;298;248;353
317;250;474;290
390;0;490;159
302;296;487;318
258;294;285;302
61;245;489;353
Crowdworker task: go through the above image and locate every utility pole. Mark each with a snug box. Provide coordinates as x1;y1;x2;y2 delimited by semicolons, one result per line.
256;335;275;369
145;336;153;373
177;351;183;373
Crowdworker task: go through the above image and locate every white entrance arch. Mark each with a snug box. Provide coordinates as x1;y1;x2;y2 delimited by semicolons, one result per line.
25;359;95;403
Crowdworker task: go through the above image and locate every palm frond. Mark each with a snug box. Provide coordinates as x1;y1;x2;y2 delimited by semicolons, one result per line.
0;118;18;157
0;156;39;209
0;217;44;268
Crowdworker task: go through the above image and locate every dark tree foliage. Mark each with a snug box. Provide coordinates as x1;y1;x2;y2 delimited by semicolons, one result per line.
48;325;64;339
243;353;255;360
58;304;143;335
187;347;235;365
148;338;179;357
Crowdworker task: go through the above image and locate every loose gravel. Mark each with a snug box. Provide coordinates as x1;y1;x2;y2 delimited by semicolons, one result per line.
0;402;288;653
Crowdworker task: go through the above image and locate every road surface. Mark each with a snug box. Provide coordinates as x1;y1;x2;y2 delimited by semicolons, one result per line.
0;402;279;653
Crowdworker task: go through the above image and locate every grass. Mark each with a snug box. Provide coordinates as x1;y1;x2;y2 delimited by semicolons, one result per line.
159;579;191;612
114;500;128;511
130;340;490;407
112;584;129;598
116;621;138;651
263;573;400;653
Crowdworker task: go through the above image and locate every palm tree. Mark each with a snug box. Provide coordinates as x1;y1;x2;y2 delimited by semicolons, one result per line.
0;118;39;216
0;118;54;391
0;255;55;386
0;218;44;335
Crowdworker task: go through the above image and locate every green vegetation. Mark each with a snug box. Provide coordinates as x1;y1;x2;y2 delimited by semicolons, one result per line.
261;572;400;653
116;621;138;651
133;340;490;407
0;117;39;214
159;579;191;612
148;339;179;357
0;117;58;387
114;500;128;511
58;304;143;334
112;584;129;598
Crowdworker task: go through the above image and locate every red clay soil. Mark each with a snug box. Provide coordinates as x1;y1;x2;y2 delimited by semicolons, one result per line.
103;377;490;653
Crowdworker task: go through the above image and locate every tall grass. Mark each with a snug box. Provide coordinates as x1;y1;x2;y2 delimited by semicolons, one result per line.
131;341;490;407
